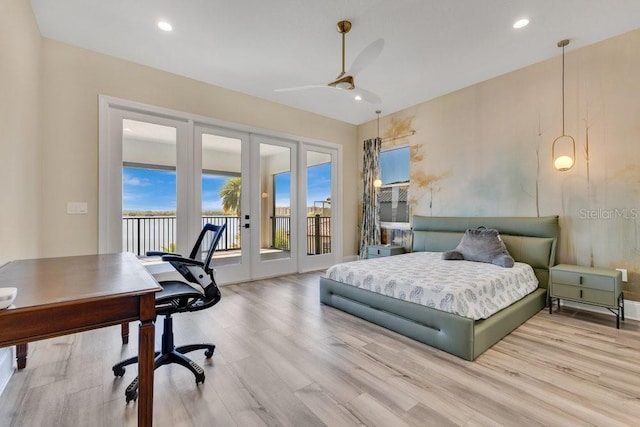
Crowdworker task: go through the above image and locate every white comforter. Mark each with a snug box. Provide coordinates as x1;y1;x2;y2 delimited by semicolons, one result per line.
325;251;539;320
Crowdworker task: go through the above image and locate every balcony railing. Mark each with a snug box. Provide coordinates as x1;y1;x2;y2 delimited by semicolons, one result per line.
269;215;330;255
307;214;331;255
122;215;331;256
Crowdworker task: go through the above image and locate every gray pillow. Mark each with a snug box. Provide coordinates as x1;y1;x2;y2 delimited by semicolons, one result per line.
442;227;514;268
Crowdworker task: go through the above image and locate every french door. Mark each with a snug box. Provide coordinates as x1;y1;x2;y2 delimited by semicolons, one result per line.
298;144;340;272
99;96;340;283
250;135;298;278
193;127;299;282
99;107;193;256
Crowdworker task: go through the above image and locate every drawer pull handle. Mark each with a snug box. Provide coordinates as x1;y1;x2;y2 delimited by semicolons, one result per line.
579;276;583;285
580;289;583;298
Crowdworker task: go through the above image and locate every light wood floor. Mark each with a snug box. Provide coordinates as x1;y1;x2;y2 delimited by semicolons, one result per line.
1;271;639;426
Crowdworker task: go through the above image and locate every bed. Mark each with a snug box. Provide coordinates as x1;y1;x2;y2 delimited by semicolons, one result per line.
319;215;559;360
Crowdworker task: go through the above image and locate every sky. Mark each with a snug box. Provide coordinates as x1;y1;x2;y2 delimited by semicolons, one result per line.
123;163;331;212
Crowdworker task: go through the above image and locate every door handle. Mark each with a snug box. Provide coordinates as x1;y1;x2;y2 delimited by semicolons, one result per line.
244;224;250;229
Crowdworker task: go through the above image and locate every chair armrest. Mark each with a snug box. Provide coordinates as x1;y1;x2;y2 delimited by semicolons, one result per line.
161;255;205;268
146;251;182;257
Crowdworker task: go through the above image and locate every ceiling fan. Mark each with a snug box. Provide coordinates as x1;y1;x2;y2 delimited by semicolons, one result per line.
275;20;384;104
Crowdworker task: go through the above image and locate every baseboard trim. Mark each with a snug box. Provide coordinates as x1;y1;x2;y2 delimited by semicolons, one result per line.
559;299;640;321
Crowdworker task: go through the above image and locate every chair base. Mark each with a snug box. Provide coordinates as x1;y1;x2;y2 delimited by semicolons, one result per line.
112;315;215;402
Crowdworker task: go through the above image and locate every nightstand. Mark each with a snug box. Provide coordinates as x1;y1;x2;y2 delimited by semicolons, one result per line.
367;245;405;258
549;264;624;328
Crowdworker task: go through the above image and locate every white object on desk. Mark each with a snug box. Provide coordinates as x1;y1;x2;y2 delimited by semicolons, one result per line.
0;287;17;310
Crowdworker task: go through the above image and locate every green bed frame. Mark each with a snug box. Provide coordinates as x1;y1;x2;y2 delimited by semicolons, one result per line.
319;216;559;360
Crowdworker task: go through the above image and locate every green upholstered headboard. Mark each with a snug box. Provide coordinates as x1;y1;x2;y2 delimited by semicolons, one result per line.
411;216;559;288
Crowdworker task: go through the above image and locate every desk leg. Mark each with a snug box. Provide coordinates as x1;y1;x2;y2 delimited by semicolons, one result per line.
121;322;129;344
16;343;27;369
138;293;155;427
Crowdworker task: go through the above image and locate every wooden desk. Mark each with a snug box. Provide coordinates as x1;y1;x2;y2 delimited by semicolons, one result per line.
0;253;161;426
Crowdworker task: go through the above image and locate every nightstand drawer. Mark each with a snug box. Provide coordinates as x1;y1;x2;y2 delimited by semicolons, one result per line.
551;270;616;292
367;245;405;258
551;283;618;307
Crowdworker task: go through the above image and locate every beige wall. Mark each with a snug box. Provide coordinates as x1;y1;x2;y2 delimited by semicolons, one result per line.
39;39;358;257
0;0;42;264
358;29;640;301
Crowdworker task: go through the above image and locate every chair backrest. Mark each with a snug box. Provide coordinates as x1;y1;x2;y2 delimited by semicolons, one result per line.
162;223;226;309
188;223;226;275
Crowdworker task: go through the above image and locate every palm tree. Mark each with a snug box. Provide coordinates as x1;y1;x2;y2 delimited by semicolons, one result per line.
219;177;241;215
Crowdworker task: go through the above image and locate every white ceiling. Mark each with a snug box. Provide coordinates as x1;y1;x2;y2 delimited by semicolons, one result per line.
31;0;640;125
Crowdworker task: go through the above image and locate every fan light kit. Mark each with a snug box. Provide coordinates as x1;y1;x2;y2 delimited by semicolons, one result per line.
275;20;383;104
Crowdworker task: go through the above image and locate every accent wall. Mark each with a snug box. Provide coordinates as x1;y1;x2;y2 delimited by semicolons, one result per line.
358;28;640;302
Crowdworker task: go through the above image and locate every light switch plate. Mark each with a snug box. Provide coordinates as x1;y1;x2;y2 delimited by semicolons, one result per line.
67;202;88;215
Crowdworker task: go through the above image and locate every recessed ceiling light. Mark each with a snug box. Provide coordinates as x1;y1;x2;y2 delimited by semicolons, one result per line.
158;21;173;32
513;18;529;29
355;95;362;101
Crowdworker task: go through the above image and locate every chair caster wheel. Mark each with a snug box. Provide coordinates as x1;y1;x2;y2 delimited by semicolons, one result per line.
113;366;125;377
125;389;138;403
125;377;139;403
204;347;215;358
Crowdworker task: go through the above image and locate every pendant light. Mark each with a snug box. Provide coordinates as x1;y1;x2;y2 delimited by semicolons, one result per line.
373;110;383;188
552;39;576;171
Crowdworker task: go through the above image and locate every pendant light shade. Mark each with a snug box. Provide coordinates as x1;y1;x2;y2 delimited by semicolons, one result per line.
552;39;575;172
552;135;576;171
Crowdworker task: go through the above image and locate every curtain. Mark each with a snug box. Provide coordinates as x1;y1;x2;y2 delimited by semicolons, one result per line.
359;137;382;258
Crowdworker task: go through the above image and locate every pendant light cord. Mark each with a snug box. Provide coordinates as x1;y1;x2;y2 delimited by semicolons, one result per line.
557;39;570;135
562;43;565;135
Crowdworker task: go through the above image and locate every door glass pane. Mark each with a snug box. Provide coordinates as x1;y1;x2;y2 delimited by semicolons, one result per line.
202;133;242;266
260;143;291;261
122;119;177;255
306;151;332;255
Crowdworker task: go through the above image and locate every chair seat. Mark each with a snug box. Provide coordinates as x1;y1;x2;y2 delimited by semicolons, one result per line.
157;280;204;300
155;281;205;316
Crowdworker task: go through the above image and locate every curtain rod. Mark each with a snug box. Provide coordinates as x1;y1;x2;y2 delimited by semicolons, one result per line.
380;130;416;143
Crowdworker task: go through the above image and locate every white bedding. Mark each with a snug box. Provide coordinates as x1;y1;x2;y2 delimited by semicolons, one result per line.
324;252;539;320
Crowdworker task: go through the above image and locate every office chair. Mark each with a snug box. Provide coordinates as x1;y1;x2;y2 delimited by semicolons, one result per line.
113;223;226;403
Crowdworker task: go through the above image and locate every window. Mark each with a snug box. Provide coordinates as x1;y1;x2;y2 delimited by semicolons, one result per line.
272;171;292;251
378;146;410;224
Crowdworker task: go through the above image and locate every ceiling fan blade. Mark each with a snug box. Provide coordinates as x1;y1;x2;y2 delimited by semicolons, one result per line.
274;84;328;92
347;38;384;76
354;87;382;104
